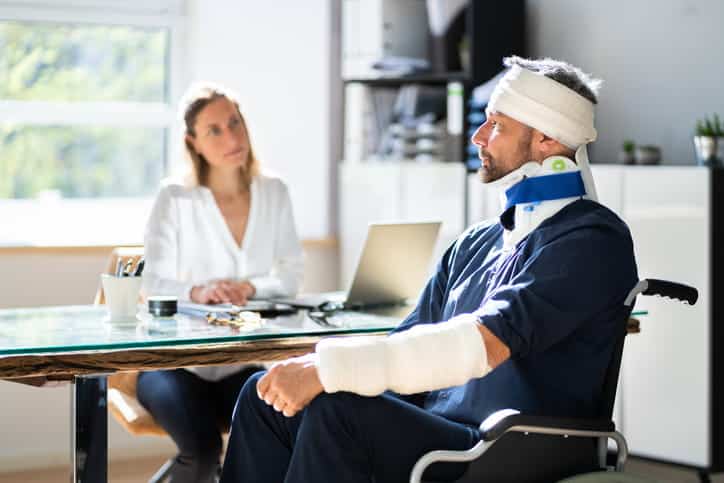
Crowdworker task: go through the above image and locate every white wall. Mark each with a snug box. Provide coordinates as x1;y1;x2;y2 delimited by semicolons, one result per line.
184;0;336;239
526;0;724;165
0;382;177;474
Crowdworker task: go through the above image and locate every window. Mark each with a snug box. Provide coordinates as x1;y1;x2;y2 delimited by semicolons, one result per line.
0;1;185;246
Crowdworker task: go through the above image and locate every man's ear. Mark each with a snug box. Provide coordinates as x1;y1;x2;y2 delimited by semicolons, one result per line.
534;130;569;159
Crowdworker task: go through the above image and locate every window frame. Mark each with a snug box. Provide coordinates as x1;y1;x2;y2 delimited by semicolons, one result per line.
0;0;188;247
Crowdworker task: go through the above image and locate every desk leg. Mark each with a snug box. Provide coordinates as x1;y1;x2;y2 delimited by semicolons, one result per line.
71;376;107;483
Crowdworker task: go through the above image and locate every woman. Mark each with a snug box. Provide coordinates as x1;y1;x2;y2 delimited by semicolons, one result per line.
138;82;304;483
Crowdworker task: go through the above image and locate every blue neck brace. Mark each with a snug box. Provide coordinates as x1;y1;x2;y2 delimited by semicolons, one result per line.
504;171;586;211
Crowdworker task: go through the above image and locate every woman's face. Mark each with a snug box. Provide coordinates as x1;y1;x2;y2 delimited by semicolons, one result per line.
187;96;250;171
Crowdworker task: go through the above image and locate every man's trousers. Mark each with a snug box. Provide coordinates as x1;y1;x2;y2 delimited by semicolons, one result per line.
220;372;479;483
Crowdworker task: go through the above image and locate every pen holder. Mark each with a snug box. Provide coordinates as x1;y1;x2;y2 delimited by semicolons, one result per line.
101;274;143;322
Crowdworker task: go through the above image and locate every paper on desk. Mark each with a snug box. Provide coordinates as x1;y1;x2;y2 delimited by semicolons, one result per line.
178;301;275;314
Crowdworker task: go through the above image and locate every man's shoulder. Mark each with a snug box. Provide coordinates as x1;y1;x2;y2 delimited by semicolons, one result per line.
459;218;503;244
532;199;633;252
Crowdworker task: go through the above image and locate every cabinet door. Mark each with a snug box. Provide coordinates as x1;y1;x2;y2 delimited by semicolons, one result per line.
621;167;710;467
339;162;466;291
590;166;626;431
400;163;465;266
339;162;403;289
590;165;624;217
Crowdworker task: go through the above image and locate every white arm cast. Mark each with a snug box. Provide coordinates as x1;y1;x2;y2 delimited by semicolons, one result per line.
315;316;491;396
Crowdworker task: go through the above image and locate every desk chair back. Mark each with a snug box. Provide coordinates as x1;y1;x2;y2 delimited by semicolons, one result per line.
96;246;235;482
96;247;174;482
94;247;167;438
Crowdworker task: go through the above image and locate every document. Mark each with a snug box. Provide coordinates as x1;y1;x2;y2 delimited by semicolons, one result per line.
177;300;297;318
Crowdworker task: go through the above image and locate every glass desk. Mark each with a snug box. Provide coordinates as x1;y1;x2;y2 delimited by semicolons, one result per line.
0;304;407;483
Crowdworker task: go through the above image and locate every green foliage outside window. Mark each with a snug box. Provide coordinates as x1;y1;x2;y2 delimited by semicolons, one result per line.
0;125;164;198
0;20;167;102
0;20;169;199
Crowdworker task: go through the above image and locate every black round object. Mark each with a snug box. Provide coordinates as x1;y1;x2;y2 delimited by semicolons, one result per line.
147;296;178;317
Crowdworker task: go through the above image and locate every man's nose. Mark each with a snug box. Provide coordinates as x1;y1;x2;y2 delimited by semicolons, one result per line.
471;124;487;147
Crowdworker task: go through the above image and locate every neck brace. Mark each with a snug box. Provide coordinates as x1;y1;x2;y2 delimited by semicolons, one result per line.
490;156;585;249
504;169;585;211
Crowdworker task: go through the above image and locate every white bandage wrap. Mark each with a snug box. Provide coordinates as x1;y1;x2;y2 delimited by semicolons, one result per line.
489;65;596;149
315;316;491;396
489;65;599;201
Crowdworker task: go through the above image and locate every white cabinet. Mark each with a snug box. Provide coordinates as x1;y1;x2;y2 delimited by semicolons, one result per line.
622;167;711;467
593;165;716;470
339;161;465;289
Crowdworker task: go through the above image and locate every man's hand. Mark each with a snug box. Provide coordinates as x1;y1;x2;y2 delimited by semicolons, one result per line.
191;280;256;305
257;353;324;418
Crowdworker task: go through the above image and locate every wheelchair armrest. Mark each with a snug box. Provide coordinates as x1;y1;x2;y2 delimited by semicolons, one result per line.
480;409;615;442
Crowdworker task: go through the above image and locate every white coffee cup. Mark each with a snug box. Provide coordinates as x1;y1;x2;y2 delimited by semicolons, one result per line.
101;274;142;322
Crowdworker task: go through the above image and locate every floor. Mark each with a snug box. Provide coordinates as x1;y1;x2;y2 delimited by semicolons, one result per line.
0;455;171;483
0;456;722;483
625;458;723;483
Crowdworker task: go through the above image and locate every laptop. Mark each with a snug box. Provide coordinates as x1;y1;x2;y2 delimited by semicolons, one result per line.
276;221;441;310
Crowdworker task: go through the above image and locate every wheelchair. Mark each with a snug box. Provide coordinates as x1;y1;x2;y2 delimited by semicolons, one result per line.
411;279;698;483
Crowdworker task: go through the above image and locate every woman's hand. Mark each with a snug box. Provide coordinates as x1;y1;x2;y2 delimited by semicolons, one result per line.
190;280;256;305
257;353;324;417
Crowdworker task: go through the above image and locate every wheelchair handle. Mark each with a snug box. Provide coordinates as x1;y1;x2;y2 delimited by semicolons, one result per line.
624;279;698;306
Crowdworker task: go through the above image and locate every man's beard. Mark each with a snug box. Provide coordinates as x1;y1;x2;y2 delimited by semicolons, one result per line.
477;149;505;183
477;130;533;184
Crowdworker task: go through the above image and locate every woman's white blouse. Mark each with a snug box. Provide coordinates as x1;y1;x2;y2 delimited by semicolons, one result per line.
142;173;303;381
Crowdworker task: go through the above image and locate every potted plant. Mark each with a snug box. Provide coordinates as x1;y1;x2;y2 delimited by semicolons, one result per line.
635;144;662;165
694;114;724;166
619;139;636;164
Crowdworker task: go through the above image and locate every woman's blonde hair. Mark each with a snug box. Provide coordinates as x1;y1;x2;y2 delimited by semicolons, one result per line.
179;82;260;188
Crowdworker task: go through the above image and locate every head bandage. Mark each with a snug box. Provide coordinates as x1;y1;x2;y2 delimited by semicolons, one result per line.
488;65;599;201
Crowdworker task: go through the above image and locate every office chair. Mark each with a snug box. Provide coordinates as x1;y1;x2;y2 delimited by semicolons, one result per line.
410;278;698;483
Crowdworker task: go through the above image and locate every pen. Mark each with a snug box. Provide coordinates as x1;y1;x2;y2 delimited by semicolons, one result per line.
133;258;145;277
115;259;124;277
122;259;134;277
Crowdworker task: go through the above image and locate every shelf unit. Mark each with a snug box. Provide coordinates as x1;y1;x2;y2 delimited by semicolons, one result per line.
344;72;468;87
340;1;525;234
342;0;525;166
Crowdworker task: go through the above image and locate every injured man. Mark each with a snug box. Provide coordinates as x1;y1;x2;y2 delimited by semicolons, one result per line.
220;56;639;483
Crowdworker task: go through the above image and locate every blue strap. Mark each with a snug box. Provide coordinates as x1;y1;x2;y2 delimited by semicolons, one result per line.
504;171;586;210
